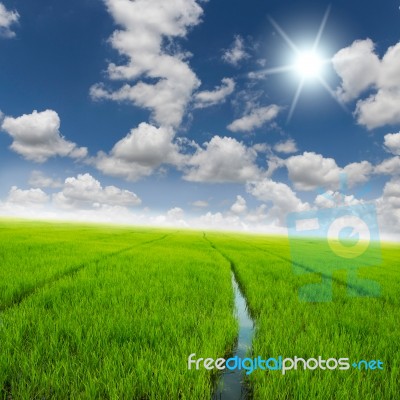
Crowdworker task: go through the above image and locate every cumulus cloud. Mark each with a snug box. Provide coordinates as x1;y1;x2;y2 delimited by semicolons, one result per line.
333;39;400;129
94;122;184;181
191;205;284;232
29;171;63;188
0;173;144;224
184;135;260;183
247;179;309;225
230;195;247;214
7;186;49;205
193;78;235;108
0;2;19;38
196;211;243;230
167;207;185;220
356;90;400;129
376;178;400;236
379;179;400;205
1;110;87;163
314;190;362;209
227;105;280;132
151;207;188;228
286;152;340;191
285;152;373;191
90;0;203;128
384;132;400;155
263;154;285;178
332;39;380;102
273;139;298;154
343;161;374;186
222;35;249;66
374;157;400;176
53;173;141;209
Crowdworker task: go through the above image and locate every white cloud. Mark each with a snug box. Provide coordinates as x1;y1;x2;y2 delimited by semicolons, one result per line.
7;186;49;205
356;90;400;129
332;39;380;102
264;154;285;178
247;178;309;225
151;207;188;227
196;211;243;230
1;110;87;163
374;156;400;176
222;35;249;66
343;161;374;187
286;152;373;191
230;195;247;214
29;171;63;188
383;132;400;156
314;190;362;209
0;2;19;38
273;139;298;154
227;105;280;132
193;78;235;109
90;0;203;128
286;152;340;191
248;70;269;80
376;178;400;236
184;135;260;183
0;196;280;234
333;39;400;129
192;200;209;208
252;143;269;153
0;174;144;225
94;122;184;181
380;179;400;201
167;207;185;220
192;205;285;233
243;204;268;224
102;123;180;167
53;173;141;209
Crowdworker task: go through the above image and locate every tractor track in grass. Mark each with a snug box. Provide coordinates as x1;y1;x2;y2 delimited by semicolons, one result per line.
203;233;254;400
203;234;252;312
0;234;170;312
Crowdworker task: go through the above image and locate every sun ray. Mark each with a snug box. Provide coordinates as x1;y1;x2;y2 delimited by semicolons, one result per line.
260;65;297;75
317;76;348;112
313;5;331;52
265;6;337;121
268;16;300;55
287;78;305;123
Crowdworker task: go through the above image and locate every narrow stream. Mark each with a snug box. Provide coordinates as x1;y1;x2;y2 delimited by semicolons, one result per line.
213;272;255;399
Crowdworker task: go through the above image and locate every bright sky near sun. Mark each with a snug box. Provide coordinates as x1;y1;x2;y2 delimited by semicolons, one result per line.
0;0;399;240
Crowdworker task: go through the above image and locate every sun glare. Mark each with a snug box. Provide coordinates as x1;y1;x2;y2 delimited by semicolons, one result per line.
295;51;323;79
262;6;344;122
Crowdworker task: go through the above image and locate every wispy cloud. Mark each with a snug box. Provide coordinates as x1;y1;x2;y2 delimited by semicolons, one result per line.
222;35;249;66
0;2;19;38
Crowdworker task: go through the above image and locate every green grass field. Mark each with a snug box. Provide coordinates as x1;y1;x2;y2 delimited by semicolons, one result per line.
207;233;399;399
0;219;399;399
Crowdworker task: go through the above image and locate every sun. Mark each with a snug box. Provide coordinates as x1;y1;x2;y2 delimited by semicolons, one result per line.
257;6;344;122
295;51;323;79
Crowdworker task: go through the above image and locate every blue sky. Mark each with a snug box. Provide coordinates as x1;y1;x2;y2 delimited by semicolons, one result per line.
0;0;399;239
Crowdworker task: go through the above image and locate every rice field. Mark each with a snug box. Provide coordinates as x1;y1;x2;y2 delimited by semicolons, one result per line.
0;219;398;399
0;221;237;399
207;233;400;400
